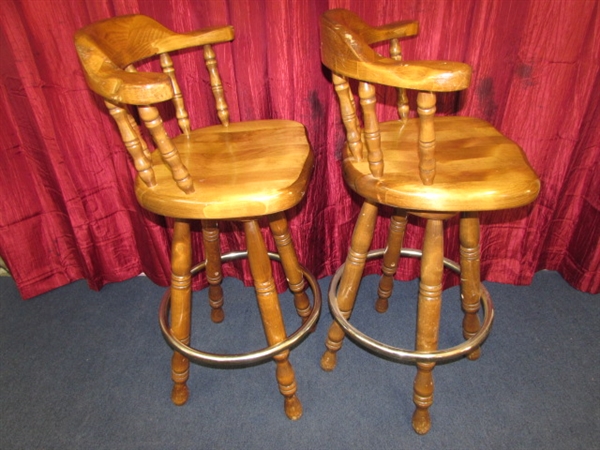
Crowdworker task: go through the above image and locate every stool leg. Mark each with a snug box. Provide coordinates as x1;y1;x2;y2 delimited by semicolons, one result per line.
321;200;379;371
201;220;224;323
269;212;311;325
170;219;192;406
244;219;302;420
412;219;444;434
375;210;408;313
460;212;482;360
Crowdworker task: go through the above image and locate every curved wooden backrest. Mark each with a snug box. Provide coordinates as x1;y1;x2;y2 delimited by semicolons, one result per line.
74;15;235;194
321;9;473;184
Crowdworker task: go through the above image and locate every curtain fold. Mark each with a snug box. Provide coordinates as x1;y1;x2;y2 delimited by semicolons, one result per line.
0;0;598;299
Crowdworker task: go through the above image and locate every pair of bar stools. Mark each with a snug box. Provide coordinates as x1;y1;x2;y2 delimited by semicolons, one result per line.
75;9;539;433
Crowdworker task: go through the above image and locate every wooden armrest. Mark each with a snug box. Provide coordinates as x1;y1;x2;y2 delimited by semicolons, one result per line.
375;59;472;92
89;63;173;105
75;16;234;66
76;16;235;104
323;9;418;45
321;10;471;91
158;25;235;53
363;20;419;45
76;36;171;103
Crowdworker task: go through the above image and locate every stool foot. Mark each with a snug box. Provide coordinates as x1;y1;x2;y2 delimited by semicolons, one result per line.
210;308;225;324
374;297;389;313
284;394;303;420
171;383;189;406
320;349;337;371
412;409;432;435
466;347;481;361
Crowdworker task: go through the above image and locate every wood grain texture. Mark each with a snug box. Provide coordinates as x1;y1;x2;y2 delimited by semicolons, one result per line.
321;9;471;92
169;219;192;406
134;120;313;219
319;8;540;435
343;117;540;211
75;14;315;421
75;15;234;105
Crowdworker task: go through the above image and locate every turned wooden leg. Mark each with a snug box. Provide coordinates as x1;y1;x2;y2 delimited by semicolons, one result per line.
460;212;482;360
201;220;224;323
269;212;311;325
375;209;408;313
321;200;379;371
170;219;193;406
244;219;302;420
412;219;444;434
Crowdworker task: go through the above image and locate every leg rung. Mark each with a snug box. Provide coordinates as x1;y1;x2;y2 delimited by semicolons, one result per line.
328;248;494;363
159;251;322;367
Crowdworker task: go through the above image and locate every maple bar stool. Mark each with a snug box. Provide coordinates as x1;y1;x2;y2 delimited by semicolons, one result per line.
75;15;321;420
319;9;540;434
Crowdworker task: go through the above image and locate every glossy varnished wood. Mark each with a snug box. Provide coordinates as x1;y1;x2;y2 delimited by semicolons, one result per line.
269;213;312;325
320;9;470;92
201;220;224;323
375;210;408;313
244;219;302;420
135;120;313;219
321;200;379;371
319;9;540;434
75;15;234;105
343;117;540;212
460;213;482;361
169;219;192;406
75;14;315;420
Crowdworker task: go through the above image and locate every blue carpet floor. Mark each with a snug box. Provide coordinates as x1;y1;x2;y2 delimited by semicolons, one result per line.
1;270;598;449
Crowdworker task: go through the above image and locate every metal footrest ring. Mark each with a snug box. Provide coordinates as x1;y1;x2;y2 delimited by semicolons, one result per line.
159;251;321;367
328;248;494;363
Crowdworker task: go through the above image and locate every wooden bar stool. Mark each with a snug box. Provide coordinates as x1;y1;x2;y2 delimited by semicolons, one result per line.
319;9;540;434
75;15;321;420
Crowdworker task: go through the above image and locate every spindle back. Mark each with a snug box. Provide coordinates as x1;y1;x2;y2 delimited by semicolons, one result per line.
320;9;472;184
75;15;235;193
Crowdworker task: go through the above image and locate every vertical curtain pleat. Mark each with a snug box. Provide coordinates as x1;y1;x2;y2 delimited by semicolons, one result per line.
0;0;598;299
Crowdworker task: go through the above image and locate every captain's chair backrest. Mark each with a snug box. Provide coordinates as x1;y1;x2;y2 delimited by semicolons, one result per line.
320;9;472;184
75;14;235;194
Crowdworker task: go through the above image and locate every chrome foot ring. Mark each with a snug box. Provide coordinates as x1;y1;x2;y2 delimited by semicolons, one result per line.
328;248;494;363
159;251;321;367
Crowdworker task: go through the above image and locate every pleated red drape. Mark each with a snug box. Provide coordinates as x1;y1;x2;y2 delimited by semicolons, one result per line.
0;0;598;299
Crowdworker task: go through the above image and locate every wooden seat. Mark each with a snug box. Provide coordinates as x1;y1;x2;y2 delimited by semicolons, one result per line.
318;9;540;434
75;14;321;420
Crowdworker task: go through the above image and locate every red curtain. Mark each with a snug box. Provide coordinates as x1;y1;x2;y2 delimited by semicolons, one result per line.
0;0;598;299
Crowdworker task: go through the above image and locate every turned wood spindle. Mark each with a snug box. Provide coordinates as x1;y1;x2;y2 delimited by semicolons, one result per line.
137;105;195;194
417;92;437;185
125;113;152;160
169;219;193;406
105;100;156;187
244;220;302;420
321;200;379;371
389;38;409;123
375;210;408;313
203;44;230;126
460;212;483;360
159;53;192;135
269;212;312;324
332;73;363;160
359;81;384;178
412;218;444;434
201;220;225;324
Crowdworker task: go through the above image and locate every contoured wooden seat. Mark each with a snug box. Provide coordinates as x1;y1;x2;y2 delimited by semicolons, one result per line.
137;119;313;219
319;9;540;434
75;14;320;420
